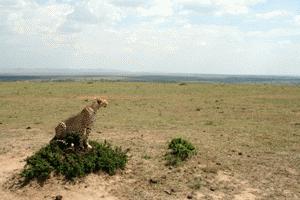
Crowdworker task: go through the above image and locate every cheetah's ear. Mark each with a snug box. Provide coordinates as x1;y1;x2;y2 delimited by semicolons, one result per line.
95;98;108;107
96;98;101;104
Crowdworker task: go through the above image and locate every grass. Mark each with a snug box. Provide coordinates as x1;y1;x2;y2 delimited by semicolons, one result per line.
1;82;300;137
21;136;128;181
0;81;300;199
189;177;202;190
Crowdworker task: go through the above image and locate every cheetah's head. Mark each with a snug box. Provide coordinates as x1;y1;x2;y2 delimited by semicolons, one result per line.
96;98;108;108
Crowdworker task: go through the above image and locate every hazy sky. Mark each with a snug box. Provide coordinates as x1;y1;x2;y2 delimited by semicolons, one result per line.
1;0;300;75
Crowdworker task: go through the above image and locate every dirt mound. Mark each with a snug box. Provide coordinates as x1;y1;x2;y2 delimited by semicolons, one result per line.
0;152;120;200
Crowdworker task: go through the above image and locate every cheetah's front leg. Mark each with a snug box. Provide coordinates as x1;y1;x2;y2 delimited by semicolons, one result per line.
85;127;93;149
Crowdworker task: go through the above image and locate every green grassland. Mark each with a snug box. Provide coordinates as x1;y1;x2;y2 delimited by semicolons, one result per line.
0;81;299;199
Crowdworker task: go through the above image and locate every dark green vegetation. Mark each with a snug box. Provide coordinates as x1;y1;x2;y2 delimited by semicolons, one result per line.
166;138;196;166
21;136;128;181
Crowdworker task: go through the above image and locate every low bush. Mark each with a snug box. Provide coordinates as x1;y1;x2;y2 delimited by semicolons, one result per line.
21;137;128;182
166;138;196;166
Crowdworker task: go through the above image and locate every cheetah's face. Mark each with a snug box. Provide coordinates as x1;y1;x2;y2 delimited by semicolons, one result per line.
97;98;108;107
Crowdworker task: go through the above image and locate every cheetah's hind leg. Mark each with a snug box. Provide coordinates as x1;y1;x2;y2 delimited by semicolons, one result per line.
51;122;67;143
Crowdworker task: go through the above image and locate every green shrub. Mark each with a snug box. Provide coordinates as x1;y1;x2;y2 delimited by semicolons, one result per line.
166;138;196;166
21;138;128;182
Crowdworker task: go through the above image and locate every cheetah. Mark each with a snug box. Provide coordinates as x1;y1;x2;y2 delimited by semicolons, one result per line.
52;98;108;149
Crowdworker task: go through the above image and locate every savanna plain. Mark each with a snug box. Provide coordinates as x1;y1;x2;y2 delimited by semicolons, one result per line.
0;81;299;200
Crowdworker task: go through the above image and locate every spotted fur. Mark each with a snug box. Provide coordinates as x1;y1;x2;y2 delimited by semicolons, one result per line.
53;98;108;149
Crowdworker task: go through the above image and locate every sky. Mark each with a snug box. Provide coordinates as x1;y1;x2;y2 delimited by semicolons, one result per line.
0;0;300;75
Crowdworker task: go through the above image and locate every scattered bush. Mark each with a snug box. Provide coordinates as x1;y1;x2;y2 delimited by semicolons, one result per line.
166;138;196;166
21;137;128;182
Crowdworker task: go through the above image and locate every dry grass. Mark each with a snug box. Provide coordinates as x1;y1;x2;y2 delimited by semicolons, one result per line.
0;81;299;199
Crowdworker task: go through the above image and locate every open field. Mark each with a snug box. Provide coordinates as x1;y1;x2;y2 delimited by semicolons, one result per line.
0;81;299;200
